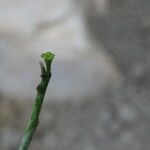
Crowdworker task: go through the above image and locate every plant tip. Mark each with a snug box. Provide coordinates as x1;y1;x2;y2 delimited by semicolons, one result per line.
41;51;55;62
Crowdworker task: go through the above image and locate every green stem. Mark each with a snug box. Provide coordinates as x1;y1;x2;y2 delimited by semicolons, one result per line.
19;52;55;150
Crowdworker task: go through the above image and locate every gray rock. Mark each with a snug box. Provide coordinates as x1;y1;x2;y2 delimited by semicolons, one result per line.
80;0;150;86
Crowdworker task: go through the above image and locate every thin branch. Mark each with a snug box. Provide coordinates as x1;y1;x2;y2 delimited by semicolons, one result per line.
18;52;55;150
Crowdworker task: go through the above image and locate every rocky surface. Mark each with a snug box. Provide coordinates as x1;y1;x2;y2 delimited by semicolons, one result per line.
0;0;150;149
82;0;150;86
1;85;150;150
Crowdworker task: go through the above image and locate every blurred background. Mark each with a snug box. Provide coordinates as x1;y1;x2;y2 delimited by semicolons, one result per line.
0;0;150;149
